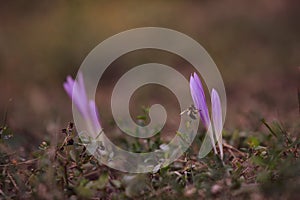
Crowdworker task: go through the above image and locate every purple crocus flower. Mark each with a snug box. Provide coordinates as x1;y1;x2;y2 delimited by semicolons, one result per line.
63;73;101;136
189;73;223;159
189;73;210;129
211;89;223;160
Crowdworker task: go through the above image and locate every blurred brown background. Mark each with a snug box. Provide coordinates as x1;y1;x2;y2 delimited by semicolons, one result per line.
0;0;299;145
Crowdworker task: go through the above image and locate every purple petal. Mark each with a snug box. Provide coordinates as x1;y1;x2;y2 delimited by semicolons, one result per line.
211;89;223;159
211;89;222;134
63;76;74;98
193;73;206;101
88;100;101;133
77;73;88;108
189;73;210;129
72;80;87;118
63;82;72;98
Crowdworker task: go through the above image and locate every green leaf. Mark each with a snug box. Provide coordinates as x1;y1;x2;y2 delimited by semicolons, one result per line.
93;173;109;190
247;136;260;148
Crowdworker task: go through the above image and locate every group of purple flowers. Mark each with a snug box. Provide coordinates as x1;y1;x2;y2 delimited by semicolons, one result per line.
190;73;223;160
64;72;223;160
63;73;101;136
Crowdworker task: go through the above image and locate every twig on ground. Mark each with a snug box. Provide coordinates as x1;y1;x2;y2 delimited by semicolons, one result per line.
7;171;19;191
0;158;38;167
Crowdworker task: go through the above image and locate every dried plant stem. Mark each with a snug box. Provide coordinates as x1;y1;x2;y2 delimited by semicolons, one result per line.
0;158;38;167
7;171;19;191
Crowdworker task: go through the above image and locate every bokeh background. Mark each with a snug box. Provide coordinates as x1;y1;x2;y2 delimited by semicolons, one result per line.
0;0;299;146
